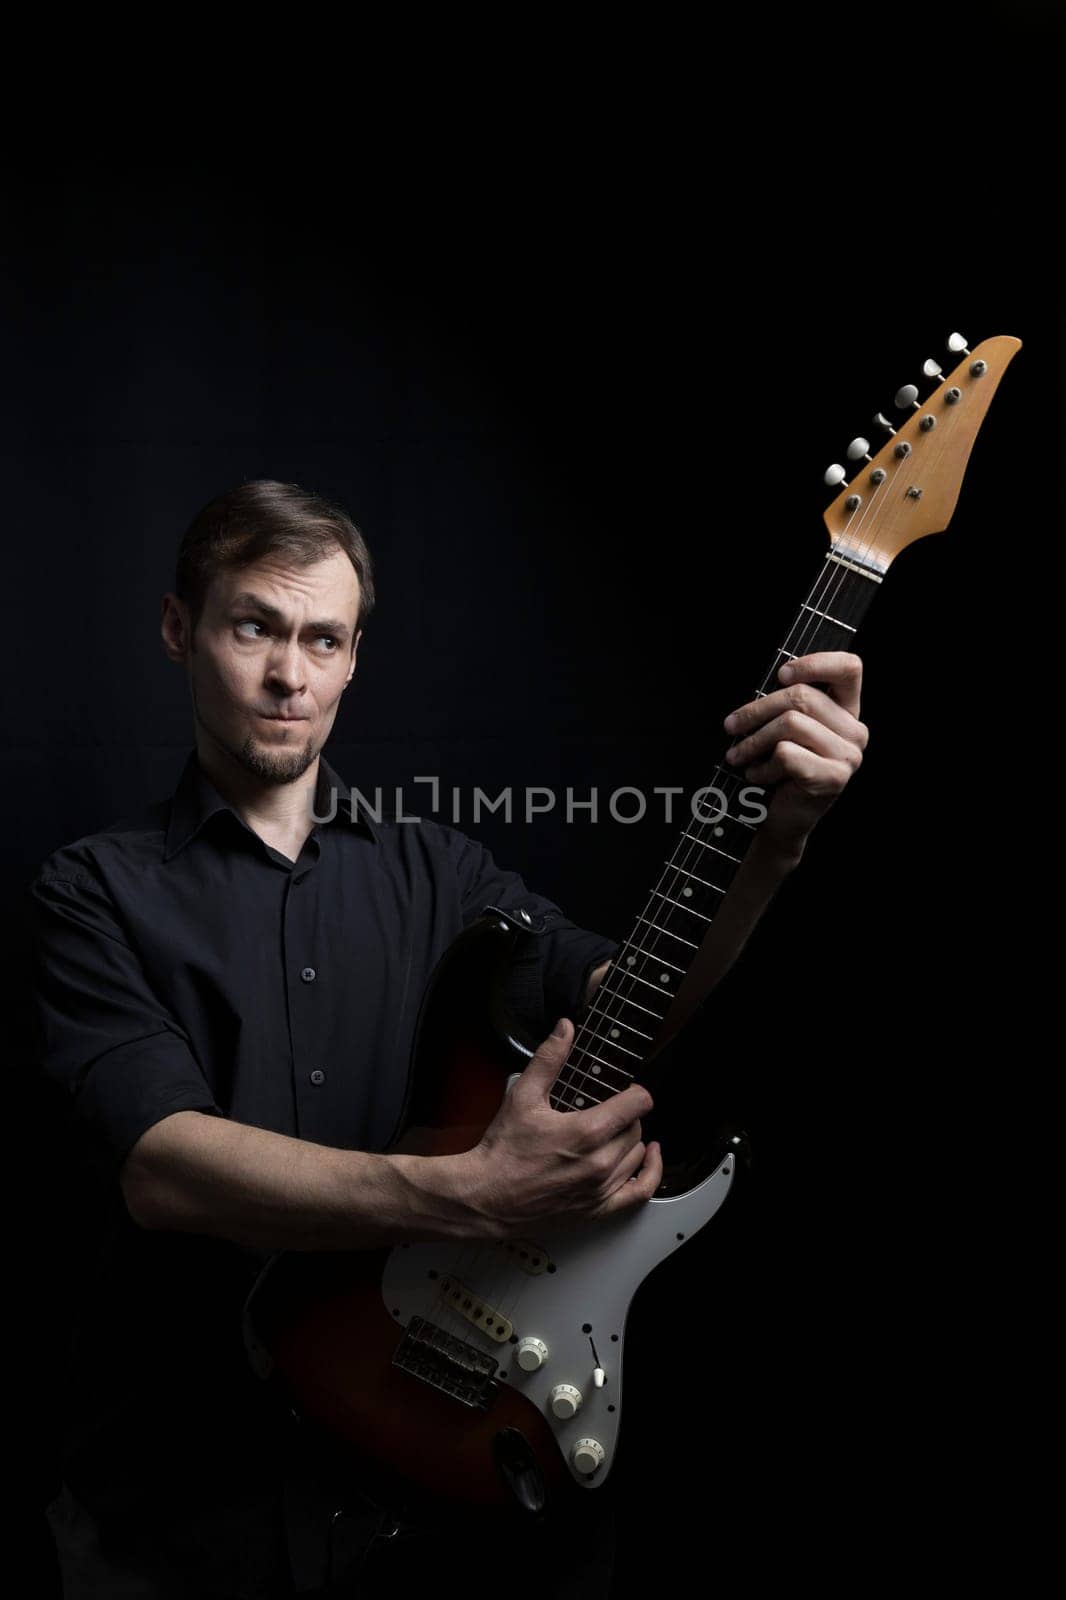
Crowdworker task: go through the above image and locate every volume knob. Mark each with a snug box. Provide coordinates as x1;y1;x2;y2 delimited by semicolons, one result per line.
571;1438;606;1476
549;1384;583;1419
515;1337;548;1372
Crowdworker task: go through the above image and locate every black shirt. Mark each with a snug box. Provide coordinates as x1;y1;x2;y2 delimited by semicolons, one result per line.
30;746;619;1559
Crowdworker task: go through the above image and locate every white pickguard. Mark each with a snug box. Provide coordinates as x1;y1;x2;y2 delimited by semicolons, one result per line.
381;1090;735;1489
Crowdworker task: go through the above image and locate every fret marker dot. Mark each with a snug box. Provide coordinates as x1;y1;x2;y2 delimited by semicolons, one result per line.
714;827;724;837
591;1064;601;1075
682;886;693;897
574;1096;586;1107
626;956;636;966
659;973;670;983
609;1028;620;1039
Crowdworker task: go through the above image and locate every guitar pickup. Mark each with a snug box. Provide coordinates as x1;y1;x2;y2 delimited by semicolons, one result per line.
500;1237;551;1276
437;1275;513;1343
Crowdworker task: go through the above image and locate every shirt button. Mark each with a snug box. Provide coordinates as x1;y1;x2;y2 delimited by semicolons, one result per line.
300;966;316;983
310;1069;326;1086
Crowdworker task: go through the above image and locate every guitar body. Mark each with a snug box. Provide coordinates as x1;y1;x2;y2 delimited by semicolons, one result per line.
243;906;744;1519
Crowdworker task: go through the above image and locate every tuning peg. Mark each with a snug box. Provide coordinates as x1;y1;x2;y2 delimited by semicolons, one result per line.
894;384;920;409
823;464;848;487
922;358;944;381
947;332;970;354
873;412;896;435
846;437;871;461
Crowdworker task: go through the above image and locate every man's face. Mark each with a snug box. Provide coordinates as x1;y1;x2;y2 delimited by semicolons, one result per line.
168;550;362;787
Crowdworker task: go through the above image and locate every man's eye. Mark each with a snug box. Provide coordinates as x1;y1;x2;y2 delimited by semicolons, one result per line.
236;621;338;651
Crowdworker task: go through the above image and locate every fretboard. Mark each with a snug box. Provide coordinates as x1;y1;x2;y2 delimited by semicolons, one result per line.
550;547;883;1111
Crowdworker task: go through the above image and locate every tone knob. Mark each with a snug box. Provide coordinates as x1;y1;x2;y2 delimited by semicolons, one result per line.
549;1383;583;1419
516;1337;548;1372
571;1438;606;1476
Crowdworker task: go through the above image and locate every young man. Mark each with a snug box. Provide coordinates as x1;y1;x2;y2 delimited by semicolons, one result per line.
31;479;867;1595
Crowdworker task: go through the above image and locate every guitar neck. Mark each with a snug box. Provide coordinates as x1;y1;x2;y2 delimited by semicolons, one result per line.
551;547;884;1111
549;331;1022;1111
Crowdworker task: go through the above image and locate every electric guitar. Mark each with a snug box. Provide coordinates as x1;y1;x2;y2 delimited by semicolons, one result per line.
242;331;1021;1522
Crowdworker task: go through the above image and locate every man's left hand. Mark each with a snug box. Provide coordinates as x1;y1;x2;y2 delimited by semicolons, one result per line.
722;651;868;859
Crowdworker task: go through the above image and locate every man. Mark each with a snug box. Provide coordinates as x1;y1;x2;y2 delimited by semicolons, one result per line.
31;479;868;1596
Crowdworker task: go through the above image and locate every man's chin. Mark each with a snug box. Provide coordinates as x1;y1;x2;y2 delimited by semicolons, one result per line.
237;730;316;784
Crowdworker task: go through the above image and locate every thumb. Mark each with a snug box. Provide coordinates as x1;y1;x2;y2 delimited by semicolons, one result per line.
519;1017;574;1097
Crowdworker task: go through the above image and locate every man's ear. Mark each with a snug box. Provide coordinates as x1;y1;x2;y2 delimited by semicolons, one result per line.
346;629;362;684
161;593;193;664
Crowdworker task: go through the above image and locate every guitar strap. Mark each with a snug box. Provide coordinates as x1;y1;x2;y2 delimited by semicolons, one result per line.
496;905;551;1044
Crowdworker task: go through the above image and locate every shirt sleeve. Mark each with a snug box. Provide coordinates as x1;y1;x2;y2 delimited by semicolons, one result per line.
29;862;225;1188
446;828;620;1038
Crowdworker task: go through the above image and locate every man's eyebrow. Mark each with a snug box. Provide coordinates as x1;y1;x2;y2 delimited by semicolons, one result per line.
228;592;352;638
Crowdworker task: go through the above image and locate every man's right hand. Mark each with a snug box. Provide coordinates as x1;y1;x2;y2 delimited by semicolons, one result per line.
459;1017;663;1238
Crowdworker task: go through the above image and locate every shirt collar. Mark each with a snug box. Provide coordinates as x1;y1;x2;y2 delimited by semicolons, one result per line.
163;748;380;863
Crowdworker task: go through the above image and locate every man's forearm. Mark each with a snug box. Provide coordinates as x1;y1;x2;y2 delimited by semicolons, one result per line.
675;831;803;1002
121;1109;487;1251
598;832;804;1053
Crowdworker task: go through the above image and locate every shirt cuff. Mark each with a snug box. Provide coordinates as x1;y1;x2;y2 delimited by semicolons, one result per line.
543;929;621;1026
74;1029;224;1186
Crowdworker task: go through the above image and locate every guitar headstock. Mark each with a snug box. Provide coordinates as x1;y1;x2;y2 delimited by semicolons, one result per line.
822;333;1022;572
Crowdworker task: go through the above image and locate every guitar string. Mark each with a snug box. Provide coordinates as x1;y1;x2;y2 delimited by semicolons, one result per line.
414;461;901;1359
555;452;900;1101
418;377;960;1366
417;394;943;1357
557;385;959;1111
422;397;955;1368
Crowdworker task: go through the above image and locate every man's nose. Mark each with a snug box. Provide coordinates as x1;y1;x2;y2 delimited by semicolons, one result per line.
264;638;308;693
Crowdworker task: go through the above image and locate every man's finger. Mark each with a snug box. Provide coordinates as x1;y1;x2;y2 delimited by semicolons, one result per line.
518;1018;575;1099
777;651;862;716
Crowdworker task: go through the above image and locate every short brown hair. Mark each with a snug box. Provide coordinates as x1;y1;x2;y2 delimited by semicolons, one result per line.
175;479;375;645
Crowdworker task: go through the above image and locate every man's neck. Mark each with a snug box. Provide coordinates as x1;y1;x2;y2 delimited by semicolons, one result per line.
195;738;322;852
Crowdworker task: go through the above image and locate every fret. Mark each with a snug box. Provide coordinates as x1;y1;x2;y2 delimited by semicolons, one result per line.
689;806;758;833
556;1058;631;1102
619;943;685;974
611;967;678;998
550;1083;605;1111
637;900;712;947
582;1005;655;1042
800;602;856;632
568;1047;635;1082
665;862;727;893
553;1059;615;1098
635;915;698;949
574;1028;643;1061
679;831;743;864
595;981;668;1021
649;888;715;919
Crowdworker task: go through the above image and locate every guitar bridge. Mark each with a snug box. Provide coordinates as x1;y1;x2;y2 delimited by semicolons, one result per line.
392;1315;501;1410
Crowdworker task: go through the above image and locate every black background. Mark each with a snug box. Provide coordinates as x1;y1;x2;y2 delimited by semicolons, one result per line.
5;123;1062;1595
